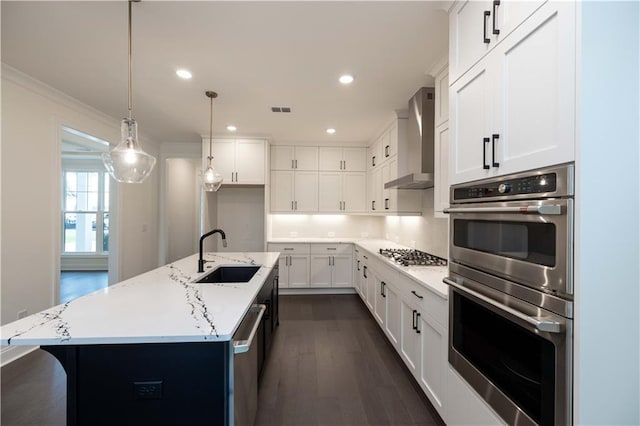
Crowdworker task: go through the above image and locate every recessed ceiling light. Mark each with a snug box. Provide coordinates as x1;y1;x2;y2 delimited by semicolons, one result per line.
339;74;354;85
176;69;192;79
226;125;237;132
326;128;336;134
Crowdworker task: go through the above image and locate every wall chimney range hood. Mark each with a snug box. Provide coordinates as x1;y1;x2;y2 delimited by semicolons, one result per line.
384;87;435;190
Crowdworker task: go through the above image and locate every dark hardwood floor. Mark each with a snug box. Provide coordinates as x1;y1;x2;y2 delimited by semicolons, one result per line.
1;294;443;426
255;294;443;426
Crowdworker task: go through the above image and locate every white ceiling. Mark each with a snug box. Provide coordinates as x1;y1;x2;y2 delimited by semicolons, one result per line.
2;1;449;145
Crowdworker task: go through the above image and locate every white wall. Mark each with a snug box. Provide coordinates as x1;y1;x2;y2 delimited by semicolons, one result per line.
269;214;383;239
165;158;200;263
1;65;160;327
382;189;448;258
575;2;639;424
209;187;265;252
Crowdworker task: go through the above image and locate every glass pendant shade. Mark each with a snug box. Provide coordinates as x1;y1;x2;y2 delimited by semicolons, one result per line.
102;118;156;183
201;162;223;192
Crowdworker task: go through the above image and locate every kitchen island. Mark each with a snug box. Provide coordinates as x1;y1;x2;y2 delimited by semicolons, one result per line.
1;251;280;426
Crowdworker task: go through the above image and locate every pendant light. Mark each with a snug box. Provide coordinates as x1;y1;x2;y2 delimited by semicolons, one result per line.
102;0;156;183
202;91;224;192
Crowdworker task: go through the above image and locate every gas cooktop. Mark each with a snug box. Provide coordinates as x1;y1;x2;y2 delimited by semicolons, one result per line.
378;248;448;267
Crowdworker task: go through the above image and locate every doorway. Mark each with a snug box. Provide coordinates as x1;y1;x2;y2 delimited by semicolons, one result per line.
59;127;112;303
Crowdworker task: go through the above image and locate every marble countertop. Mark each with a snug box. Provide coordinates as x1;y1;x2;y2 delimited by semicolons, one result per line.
268;237;364;243
1;252;279;346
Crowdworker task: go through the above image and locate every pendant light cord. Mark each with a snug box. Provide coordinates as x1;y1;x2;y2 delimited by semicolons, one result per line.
209;94;213;163
128;0;135;120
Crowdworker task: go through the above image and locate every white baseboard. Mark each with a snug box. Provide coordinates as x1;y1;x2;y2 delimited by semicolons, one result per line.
280;287;357;295
1;345;39;367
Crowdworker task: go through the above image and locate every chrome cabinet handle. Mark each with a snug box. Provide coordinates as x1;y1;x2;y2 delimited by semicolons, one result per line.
443;205;562;215
233;304;267;354
444;278;562;333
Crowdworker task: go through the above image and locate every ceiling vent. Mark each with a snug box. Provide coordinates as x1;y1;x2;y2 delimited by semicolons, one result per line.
271;106;292;113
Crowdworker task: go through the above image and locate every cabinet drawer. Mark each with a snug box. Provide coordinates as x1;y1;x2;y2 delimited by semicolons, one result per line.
267;243;310;255
398;275;448;327
310;243;353;255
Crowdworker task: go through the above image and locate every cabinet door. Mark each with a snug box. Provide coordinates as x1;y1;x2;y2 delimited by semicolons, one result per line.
332;255;353;288
400;300;420;377
356;258;365;300
288;255;310;288
434;124;450;216
318;147;342;171
369;167;382;212
450;56;494;185
384;283;401;349
294;147;319;171
449;0;493;83
278;256;289;288
380;129;392;161
373;275;386;326
211;139;236;183
435;68;449;127
418;314;445;412
294;171;318;212
492;1;576;175
381;160;397;213
342;173;366;212
270;171;294;212
445;367;506;425
368;138;382;170
234;139;265;184
364;266;374;311
310;255;332;287
270;145;294;170
494;0;546;39
318;172;342;212
342;147;366;172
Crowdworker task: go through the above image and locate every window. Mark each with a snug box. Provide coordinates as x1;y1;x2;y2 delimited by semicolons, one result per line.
63;170;109;253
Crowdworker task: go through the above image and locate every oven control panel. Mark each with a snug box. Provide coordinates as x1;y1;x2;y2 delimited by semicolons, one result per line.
454;173;557;200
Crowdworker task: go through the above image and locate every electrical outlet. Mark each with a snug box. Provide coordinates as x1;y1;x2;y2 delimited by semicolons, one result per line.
133;381;163;399
17;310;28;319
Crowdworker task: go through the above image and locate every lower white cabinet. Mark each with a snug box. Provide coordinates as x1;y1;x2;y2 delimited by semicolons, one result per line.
400;298;421;377
445;367;506;425
373;272;385;326
418;310;446;412
267;243;310;288
309;244;353;288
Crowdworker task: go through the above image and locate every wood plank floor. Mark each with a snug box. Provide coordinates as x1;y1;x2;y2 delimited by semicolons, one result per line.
59;271;108;303
1;294;443;426
256;294;444;426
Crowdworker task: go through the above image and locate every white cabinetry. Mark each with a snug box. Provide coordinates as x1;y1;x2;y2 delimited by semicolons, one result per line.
270;145;318;171
268;243;310;288
309;244;353;288
432;62;450;216
449;1;576;184
445;367;506;425
270;171;318;212
319;147;366;172
318;172;366;213
206;138;266;185
449;0;546;84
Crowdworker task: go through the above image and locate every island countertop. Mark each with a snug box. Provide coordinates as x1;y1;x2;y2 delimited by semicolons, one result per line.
0;252;280;346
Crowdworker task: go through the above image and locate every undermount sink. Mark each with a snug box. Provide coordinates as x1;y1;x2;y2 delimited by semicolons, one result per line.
194;265;261;283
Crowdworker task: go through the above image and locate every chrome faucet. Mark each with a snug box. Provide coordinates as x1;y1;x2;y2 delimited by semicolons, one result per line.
198;229;228;273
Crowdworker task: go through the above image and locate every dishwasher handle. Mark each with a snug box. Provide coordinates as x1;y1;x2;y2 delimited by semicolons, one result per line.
233;304;266;354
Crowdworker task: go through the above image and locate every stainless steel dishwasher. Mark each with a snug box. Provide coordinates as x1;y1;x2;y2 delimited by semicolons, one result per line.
232;303;266;426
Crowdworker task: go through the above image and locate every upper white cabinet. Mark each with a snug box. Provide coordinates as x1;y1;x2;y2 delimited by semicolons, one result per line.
270;145;318;171
432;62;450;216
318;172;366;213
206;138;266;185
449;0;547;84
319;147;366;172
270;170;318;212
449;0;576;184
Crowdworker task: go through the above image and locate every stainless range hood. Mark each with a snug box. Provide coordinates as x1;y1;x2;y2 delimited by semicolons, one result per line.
384;87;435;190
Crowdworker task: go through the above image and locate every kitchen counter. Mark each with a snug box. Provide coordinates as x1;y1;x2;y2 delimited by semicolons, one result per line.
355;240;449;299
0;251;280;346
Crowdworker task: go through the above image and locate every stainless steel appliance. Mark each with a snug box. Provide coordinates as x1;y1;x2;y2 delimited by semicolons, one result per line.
378;248;447;266
444;164;574;426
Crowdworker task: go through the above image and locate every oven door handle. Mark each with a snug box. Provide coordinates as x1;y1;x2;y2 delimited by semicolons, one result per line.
444;278;562;333
442;205;562;215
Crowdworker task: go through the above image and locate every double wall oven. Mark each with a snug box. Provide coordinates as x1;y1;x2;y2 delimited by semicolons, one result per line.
444;164;574;426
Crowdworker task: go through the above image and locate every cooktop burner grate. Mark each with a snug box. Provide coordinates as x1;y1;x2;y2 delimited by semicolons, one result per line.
378;248;448;267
